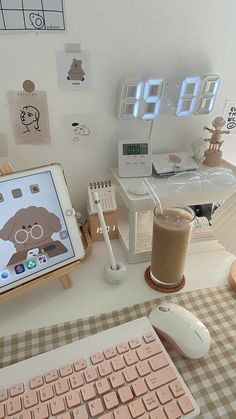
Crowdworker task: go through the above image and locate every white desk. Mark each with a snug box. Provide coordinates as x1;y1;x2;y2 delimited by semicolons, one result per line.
0;240;234;337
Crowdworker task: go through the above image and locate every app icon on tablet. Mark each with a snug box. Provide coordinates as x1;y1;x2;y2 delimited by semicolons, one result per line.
26;259;37;270
14;264;25;274
0;270;10;280
37;255;48;265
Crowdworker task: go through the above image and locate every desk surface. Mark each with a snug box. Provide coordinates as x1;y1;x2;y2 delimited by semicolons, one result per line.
0;240;234;337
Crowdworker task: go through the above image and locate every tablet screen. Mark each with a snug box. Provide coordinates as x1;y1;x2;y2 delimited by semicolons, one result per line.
0;170;75;290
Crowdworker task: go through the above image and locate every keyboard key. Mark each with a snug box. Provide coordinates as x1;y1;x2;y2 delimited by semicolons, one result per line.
169;380;185;398
123;366;138;382
143;332;156;343
58;413;71;419
88;398;104;417
6;397;22;415
65;391;81;409
109;372;125;388
39;384;54;402
10;383;24;397
118;386;134;403
164;401;182;419
142;391;159;411
23;390;38;408
103;391;119;410
0;389;8;402
129;337;141;349
95;378;111;395
104;346;117;359
98;360;112;377
148;354;169;371
60;364;73;377
149;407;167;419
129;399;145;418
32;404;49;419
84;367;98;383
132;378;148;397
55;378;70;395
156;385;173;404
73;359;87;372
137;342;162;361
146;367;176;390
81;383;96;401
136;360;151;377
0;403;5;419
99;414;113;419
50;396;66;415
114;405;130;419
29;375;44;390
45;369;59;383
177;395;194;414
116;342;129;354
91;352;104;365
73;405;88;419
124;350;139;366
111;356;126;371
69;372;84;389
12;411;31;419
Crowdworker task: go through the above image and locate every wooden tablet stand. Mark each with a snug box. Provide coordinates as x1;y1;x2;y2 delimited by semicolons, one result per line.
0;162;92;303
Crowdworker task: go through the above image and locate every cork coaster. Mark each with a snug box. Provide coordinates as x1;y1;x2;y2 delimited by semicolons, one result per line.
144;266;186;293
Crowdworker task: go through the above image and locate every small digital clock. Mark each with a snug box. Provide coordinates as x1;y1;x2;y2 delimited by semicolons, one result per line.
118;139;152;178
117;74;220;120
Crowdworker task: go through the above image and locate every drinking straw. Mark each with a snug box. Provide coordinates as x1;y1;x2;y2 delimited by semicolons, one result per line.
143;178;163;214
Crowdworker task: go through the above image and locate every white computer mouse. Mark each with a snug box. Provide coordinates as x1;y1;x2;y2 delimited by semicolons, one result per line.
148;303;211;359
127;185;149;195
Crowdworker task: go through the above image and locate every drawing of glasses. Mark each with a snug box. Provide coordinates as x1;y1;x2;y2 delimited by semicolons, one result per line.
14;225;44;244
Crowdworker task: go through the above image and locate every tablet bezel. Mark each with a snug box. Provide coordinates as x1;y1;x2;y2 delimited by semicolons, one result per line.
0;163;85;293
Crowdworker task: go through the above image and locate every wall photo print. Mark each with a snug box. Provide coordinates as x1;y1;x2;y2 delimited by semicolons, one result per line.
61;114;97;149
8;91;51;144
56;50;91;90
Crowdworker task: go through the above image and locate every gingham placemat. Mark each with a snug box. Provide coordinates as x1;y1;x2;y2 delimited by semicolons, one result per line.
1;285;236;418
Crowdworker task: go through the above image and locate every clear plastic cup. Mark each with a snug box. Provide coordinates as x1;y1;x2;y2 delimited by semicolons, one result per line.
150;206;195;287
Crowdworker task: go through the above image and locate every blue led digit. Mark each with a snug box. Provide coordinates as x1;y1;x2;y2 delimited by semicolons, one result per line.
176;77;201;116
118;79;143;120
194;75;220;114
140;79;165;120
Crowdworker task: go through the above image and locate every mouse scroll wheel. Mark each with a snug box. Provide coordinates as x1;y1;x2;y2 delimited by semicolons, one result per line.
159;307;170;312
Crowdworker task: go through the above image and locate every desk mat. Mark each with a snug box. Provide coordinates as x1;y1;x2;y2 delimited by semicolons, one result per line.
1;285;236;418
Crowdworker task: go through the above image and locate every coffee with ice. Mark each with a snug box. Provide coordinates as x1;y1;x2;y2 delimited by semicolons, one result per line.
150;206;195;286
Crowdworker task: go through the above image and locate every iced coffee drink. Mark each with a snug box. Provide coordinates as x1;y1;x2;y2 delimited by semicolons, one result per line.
150;206;195;286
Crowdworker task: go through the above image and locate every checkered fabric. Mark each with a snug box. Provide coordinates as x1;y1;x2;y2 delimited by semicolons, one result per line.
0;285;236;418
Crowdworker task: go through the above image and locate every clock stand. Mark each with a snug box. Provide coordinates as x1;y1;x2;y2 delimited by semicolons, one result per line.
0;161;92;304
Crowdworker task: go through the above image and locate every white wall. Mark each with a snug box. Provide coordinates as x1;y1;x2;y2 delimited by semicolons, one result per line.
1;0;236;214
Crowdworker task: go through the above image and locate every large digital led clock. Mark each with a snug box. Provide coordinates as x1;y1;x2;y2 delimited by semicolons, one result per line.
117;74;220;120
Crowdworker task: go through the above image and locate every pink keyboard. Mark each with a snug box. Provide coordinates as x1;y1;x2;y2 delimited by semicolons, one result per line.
0;317;200;419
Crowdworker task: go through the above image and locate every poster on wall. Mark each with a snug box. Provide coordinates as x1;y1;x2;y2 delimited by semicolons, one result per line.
0;0;65;31
61;114;97;148
8;91;51;144
56;51;91;90
223;101;236;135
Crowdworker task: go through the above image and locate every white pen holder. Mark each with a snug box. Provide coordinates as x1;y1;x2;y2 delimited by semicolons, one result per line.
104;261;127;285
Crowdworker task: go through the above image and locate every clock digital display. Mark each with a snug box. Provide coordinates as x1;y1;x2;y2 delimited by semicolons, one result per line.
123;143;148;155
118;74;220;120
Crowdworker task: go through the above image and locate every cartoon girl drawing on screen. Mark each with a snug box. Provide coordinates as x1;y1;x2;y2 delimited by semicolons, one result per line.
20;106;41;134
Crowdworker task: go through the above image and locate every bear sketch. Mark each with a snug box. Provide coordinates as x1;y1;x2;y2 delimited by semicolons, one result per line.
0;206;68;266
67;59;85;81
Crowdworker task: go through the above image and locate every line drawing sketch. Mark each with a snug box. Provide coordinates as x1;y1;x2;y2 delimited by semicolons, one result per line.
20;106;41;134
0;0;65;31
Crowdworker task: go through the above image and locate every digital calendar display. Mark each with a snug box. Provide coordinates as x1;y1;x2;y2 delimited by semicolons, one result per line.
117;74;220;120
123;143;148;155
